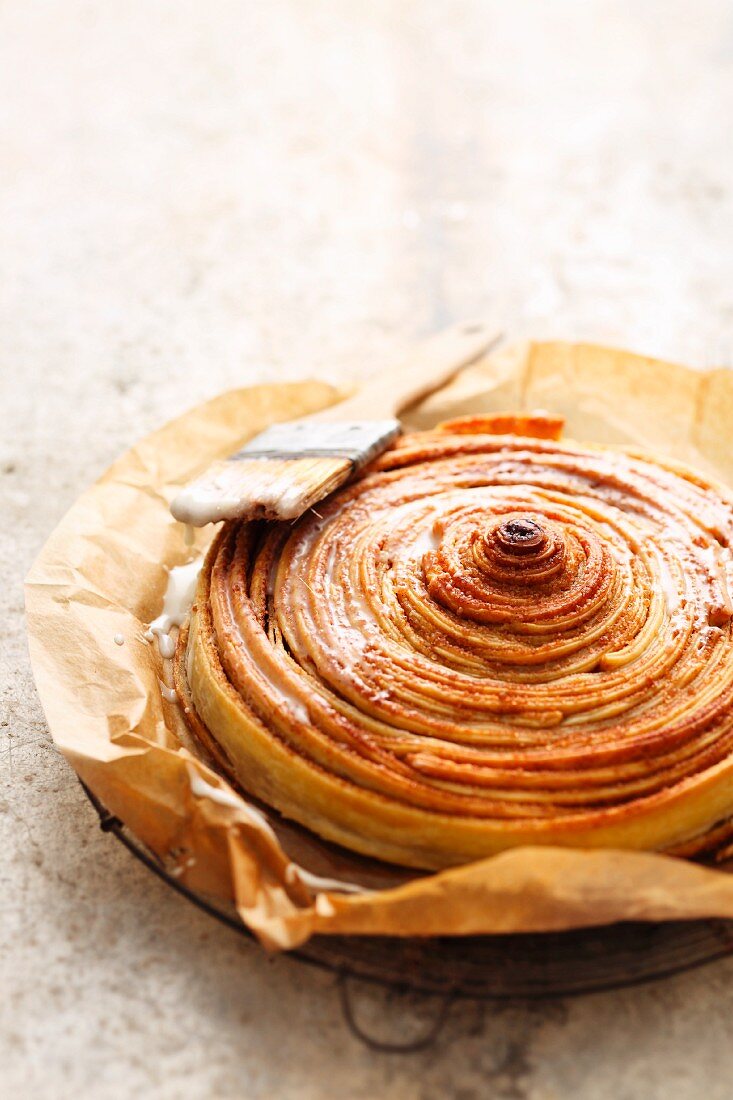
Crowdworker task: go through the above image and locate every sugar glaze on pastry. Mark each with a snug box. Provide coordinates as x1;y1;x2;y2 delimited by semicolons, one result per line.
175;414;733;870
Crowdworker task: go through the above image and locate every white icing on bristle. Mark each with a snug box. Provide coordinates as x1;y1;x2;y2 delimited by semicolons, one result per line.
171;463;256;526
113;633;124;646
278;481;316;518
171;461;321;525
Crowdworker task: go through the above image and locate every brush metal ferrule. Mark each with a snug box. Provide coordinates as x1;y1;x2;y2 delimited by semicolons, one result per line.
231;418;402;471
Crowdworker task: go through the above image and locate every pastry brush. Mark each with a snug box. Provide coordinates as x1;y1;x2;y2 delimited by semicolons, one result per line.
171;321;501;526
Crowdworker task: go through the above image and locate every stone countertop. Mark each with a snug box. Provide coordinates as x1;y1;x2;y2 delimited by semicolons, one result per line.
4;2;733;1097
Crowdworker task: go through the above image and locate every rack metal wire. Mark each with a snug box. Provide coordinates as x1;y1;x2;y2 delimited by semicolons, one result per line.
80;779;733;1050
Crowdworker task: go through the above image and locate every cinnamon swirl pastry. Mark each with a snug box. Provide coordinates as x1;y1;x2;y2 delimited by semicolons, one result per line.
175;415;733;870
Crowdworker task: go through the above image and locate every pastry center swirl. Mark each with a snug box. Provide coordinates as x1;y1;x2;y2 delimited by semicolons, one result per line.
494;516;546;553
420;506;612;629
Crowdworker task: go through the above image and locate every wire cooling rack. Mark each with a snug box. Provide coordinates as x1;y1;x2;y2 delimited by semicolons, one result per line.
81;780;733;1051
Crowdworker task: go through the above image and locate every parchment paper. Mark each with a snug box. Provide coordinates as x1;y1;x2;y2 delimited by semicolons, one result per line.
25;341;733;950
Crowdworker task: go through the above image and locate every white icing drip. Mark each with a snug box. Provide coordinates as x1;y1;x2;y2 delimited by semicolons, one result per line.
169;855;196;878
699;544;733;625
155;632;176;660
700;544;720;575
256;660;311;724
147;558;202;709
607;540;633;567
148;559;202;635
654;536;728;629
113;633;124;646
655;553;681;616
323;542;338;585
346;579;379;637
234;549;313;720
669;607;689;638
187;766;279;843
407;522;441;559
284;862;368;895
186;769;368;897
185;635;195;685
159;680;177;703
267;554;280;597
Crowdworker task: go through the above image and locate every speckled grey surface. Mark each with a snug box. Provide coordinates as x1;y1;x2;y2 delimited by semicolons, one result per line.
5;2;733;1096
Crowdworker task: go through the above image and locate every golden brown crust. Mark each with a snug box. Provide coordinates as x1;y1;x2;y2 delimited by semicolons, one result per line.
436;413;565;440
177;420;733;869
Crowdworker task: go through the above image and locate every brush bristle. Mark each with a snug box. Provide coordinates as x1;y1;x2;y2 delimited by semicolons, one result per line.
171;456;353;525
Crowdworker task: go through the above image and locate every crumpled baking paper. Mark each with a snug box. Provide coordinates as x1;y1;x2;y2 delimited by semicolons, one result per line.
25;341;733;950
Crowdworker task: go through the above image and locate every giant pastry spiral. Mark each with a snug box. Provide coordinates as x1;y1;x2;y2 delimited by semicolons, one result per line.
176;415;733;869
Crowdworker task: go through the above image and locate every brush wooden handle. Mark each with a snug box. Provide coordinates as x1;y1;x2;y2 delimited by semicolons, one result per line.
308;321;502;422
